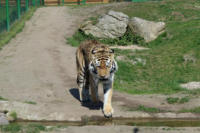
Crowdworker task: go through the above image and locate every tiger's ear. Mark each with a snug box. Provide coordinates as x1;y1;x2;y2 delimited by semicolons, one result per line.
110;49;114;53
111;60;118;73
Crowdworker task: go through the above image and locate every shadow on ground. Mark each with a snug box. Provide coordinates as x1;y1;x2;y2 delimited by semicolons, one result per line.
69;88;103;110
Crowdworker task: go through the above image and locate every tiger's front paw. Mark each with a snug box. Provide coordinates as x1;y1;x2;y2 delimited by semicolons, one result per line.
103;105;114;118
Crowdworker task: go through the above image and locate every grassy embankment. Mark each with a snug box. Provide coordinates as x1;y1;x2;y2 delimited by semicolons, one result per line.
0;7;37;49
0;123;68;133
67;0;200;95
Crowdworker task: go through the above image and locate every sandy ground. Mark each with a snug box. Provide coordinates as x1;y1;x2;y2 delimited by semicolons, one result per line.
41;126;200;133
0;6;200;122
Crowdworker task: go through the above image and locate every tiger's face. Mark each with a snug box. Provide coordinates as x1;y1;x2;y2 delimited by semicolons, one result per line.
89;46;118;81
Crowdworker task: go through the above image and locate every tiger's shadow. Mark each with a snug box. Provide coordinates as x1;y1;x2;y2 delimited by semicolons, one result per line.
69;88;103;110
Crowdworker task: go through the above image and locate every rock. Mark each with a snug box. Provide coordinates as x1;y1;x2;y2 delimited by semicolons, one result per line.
128;17;166;42
110;45;149;50
183;54;196;63
6;111;17;122
116;55;126;61
80;10;129;39
0;113;9;125
131;58;146;65
180;82;200;90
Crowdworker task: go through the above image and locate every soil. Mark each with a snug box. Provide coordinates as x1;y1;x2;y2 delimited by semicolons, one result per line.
41;126;200;133
0;5;200;123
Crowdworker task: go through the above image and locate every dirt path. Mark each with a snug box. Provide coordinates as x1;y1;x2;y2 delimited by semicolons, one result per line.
41;126;200;133
0;7;86;120
0;6;200;122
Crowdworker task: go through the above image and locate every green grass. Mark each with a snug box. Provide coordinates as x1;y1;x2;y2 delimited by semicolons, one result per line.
69;0;200;95
0;96;8;101
179;107;200;113
179;97;190;103
0;123;22;133
0;123;67;133
0;7;37;49
114;0;200;94
9;111;17;120
67;27;146;47
128;105;162;113
166;97;190;104
25;124;47;133
0;123;47;133
166;97;179;104
24;101;37;105
137;105;162;113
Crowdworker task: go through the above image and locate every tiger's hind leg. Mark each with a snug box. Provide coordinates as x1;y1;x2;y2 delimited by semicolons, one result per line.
77;69;90;102
76;48;89;102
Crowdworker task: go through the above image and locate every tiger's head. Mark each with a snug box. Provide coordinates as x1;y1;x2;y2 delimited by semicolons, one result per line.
89;45;118;81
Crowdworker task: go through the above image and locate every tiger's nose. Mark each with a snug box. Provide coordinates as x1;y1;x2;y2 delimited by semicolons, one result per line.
100;76;107;80
100;76;106;79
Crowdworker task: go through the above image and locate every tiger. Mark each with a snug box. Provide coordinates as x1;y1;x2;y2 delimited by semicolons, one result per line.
76;40;118;118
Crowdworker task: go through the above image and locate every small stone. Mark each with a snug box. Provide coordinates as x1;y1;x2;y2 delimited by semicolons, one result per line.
180;82;200;90
0;113;9;125
183;54;196;63
116;56;126;61
131;58;146;65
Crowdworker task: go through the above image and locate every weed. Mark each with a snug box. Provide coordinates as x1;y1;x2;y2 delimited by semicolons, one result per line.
0;96;8;101
179;97;190;104
67;28;146;47
179;107;200;113
137;105;161;113
166;97;190;104
0;123;21;133
24;101;37;105
166;97;179;104
25;124;47;133
127;105;162;113
0;123;67;133
9;111;17;120
89;16;99;25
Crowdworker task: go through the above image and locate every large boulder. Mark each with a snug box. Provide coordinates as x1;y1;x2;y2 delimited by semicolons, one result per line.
80;10;129;39
129;17;166;42
0;113;9;125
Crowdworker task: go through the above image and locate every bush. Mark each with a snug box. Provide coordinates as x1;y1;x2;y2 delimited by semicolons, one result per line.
67;28;146;47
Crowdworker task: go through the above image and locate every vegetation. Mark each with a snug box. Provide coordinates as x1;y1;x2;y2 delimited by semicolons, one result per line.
166;97;190;104
0;123;22;133
137;105;162;113
0;123;46;133
68;0;200;95
0;96;8;101
25;124;47;133
0;123;68;133
128;105;162;113
0;7;37;49
67;28;145;47
9;111;18;120
24;101;37;105
179;107;200;113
